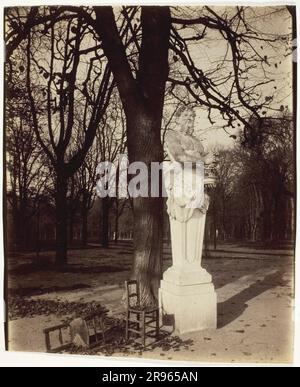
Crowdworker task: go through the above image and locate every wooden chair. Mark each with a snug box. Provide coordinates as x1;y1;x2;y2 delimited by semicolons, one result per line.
125;280;159;347
43;314;106;353
43;322;71;353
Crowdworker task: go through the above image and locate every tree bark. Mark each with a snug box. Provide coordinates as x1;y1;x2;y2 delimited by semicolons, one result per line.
69;210;74;244
114;199;119;243
55;169;68;266
131;196;163;305
68;177;75;244
81;207;88;247
291;196;295;241
35;203;40;260
101;197;109;248
126;111;164;305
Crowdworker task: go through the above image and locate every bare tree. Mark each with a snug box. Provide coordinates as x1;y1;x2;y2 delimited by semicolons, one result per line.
210;111;294;243
95;91;127;247
6;75;50;248
23;16;113;265
5;5;292;302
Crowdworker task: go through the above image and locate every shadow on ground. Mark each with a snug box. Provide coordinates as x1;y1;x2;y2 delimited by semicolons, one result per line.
8;283;91;297
217;270;288;328
9;262;129;275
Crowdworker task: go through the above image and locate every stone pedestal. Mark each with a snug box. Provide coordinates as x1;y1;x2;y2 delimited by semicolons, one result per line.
159;278;216;334
159;209;217;334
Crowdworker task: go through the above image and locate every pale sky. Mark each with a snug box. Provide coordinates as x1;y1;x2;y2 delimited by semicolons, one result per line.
171;6;293;149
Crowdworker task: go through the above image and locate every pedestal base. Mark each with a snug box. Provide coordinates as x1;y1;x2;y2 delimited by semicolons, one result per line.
159;268;217;334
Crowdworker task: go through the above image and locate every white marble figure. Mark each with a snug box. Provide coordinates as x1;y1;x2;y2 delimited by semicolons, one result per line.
159;105;217;333
164;106;210;266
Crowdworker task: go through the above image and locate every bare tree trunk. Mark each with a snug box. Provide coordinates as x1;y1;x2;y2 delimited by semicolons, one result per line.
131;196;163;305
101;197;109;248
13;204;27;249
81;207;88;247
114;200;119;243
94;6;170;305
249;183;263;242
12;207;21;249
55;170;68;266
35;202;40;261
127;113;164;305
68;177;75;244
69;210;74;244
291;196;295;241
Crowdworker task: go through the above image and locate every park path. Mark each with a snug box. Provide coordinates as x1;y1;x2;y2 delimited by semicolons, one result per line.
7;242;294;363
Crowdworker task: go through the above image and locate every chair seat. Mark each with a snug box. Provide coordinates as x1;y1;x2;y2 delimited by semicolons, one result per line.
127;305;158;313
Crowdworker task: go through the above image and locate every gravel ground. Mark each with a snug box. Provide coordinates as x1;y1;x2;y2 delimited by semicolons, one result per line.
7;242;294;364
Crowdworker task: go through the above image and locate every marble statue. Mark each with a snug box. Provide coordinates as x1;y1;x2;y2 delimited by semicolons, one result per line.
164;106;209;263
159;105;217;333
166;106;209;265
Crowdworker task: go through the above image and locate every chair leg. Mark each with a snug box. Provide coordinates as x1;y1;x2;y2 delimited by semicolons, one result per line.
141;311;145;347
155;310;159;340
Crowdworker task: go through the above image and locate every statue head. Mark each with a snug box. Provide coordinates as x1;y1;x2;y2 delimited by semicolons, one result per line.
175;105;196;135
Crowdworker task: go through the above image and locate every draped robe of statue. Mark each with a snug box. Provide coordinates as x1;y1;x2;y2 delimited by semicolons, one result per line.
159;110;217;333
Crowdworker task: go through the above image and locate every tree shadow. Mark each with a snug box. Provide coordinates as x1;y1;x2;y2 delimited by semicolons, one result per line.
217;270;288;328
206;249;292;257
8;283;91;297
9;262;129;275
203;256;289;291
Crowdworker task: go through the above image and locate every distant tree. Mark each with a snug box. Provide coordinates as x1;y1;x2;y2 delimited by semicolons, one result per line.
211;110;294;242
6;78;50;248
20;16;113;264
211;148;237;241
240;111;294;241
95;91;127;247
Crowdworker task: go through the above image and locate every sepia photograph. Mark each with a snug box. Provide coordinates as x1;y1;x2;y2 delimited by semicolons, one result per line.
2;3;297;366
